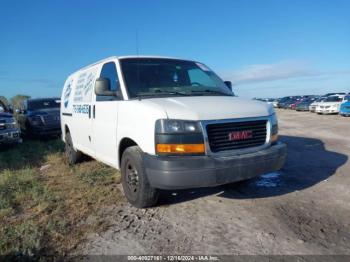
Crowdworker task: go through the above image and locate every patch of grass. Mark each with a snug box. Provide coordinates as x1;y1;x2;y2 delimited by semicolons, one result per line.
0;139;122;257
0;139;64;171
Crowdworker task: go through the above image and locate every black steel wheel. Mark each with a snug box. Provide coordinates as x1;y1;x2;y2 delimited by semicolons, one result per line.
65;132;82;165
121;146;159;208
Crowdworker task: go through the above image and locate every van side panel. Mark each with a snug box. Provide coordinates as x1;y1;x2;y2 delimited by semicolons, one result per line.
61;66;99;157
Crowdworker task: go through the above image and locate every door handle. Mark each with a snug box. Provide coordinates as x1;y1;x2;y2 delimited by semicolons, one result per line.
88;105;91;119
93;105;96;119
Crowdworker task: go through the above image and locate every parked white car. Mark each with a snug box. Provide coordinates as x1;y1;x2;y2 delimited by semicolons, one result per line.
60;56;287;207
315;95;345;114
309;97;325;112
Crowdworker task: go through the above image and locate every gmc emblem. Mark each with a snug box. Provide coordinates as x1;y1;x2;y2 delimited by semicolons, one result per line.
228;130;253;141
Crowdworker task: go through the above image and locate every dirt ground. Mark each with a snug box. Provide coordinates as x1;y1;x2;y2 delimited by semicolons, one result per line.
78;109;350;255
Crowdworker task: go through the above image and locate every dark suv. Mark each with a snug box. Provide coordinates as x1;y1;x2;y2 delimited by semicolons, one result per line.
0;100;22;145
17;98;61;137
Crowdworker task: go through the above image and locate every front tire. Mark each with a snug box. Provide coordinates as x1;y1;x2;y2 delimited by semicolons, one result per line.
121;146;159;208
65;132;82;165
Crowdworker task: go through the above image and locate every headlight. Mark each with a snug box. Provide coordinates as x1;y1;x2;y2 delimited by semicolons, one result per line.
155;119;204;155
6;118;18;129
270;113;278;143
155;119;202;134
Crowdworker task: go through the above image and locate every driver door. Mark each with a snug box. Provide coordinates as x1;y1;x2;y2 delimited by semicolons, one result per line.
91;61;121;167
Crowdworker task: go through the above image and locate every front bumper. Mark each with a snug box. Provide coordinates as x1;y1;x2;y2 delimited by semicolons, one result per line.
309;106;317;112
315;109;339;114
143;142;287;190
30;125;61;136
0;129;22;144
340;110;350;116
296;106;309;111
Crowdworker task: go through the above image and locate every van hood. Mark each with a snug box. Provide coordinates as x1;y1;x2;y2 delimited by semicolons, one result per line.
143;96;273;120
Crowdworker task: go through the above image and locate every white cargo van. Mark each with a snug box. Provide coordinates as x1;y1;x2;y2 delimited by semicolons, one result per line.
61;56;287;207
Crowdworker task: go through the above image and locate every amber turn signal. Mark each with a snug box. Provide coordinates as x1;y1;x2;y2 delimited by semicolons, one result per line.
271;134;278;143
156;143;205;154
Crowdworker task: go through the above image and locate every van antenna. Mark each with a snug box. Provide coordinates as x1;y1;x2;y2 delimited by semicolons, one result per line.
136;28;141;100
136;28;139;57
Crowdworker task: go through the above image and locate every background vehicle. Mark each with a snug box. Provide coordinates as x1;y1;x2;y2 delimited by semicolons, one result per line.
309;97;326;112
324;92;346;97
290;98;303;110
340;94;350;116
0;100;21;145
315;95;345;114
296;97;318;111
61;56;287;208
277;96;293;108
280;96;301;109
272;99;279;108
16;98;61;137
254;98;279;108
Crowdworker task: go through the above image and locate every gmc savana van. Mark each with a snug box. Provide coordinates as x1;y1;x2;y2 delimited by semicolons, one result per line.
61;56;287;207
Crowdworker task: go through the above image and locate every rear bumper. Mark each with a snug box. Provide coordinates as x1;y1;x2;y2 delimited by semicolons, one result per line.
143;142;287;190
0;129;22;144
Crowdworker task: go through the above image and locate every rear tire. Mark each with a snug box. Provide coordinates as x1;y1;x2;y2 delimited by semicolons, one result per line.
121;146;159;208
65;132;82;165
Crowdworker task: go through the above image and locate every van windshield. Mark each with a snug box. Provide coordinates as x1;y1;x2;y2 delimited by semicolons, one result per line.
119;58;233;98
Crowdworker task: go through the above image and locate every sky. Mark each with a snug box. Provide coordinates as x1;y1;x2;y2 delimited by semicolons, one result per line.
1;0;349;99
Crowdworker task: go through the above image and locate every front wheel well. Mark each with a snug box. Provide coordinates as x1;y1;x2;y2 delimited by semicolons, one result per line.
119;138;138;167
63;125;70;141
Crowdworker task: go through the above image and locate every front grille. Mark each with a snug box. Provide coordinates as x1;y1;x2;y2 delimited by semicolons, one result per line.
0;120;5;130
206;120;267;153
42;115;60;125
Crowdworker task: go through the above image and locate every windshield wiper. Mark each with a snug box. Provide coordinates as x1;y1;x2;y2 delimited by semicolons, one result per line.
161;91;191;96
190;90;233;96
134;91;191;99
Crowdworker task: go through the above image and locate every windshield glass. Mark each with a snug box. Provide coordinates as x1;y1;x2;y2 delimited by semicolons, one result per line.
324;96;342;102
344;95;350;102
28;99;60;110
120;58;233;98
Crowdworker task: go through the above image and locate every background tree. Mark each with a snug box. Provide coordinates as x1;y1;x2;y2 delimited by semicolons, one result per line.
10;94;31;110
0;96;8;107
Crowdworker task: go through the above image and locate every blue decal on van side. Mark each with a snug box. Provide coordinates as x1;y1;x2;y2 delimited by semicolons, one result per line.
63;79;73;108
73;104;90;114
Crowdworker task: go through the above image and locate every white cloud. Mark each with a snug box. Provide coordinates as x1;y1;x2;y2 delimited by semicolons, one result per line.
225;60;320;84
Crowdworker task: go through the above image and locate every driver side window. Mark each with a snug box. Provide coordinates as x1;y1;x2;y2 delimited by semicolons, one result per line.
188;68;216;87
97;62;120;101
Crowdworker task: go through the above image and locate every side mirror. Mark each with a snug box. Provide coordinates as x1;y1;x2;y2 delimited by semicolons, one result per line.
95;77;116;96
224;81;232;91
